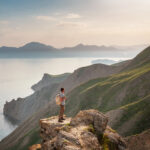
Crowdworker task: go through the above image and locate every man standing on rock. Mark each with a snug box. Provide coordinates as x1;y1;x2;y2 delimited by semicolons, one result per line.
58;88;66;122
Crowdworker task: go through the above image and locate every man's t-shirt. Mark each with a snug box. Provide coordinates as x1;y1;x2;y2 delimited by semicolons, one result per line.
60;92;65;105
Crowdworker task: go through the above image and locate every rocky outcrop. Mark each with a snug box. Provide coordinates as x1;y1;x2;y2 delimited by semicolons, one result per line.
39;109;127;150
32;73;70;92
4;98;24;124
125;129;150;150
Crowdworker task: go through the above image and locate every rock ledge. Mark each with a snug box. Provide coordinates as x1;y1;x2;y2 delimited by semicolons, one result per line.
39;109;127;150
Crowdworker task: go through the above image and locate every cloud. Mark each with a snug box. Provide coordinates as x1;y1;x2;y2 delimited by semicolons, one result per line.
56;21;86;28
65;13;81;19
0;20;10;25
36;16;56;21
35;13;81;23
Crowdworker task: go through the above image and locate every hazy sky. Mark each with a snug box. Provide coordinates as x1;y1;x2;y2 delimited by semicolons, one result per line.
0;0;150;47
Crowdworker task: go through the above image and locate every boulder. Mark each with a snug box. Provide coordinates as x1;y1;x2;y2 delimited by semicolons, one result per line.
39;109;127;150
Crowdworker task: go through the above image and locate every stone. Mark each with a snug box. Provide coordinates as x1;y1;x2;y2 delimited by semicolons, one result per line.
39;109;127;150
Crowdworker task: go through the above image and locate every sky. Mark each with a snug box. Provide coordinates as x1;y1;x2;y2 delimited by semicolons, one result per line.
0;0;150;48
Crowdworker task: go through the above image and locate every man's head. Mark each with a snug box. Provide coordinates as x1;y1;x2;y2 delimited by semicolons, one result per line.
60;88;65;93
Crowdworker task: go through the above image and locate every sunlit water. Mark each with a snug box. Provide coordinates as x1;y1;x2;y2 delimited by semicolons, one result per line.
0;57;129;141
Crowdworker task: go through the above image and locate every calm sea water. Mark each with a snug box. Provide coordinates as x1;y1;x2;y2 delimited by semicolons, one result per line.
0;57;128;141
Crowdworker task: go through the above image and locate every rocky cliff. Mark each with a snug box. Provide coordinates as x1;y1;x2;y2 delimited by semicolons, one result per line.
32;73;70;92
39;109;127;150
125;129;150;150
3;73;70;124
3;62;128;124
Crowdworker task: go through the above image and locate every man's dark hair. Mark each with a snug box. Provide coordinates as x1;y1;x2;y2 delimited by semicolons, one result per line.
60;88;64;92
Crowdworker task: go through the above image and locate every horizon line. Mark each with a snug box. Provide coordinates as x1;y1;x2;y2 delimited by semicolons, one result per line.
0;41;149;49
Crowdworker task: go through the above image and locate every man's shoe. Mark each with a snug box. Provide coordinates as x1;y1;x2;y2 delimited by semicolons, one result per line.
58;119;63;122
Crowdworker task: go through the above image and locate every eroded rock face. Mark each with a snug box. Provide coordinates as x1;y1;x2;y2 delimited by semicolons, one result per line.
70;109;108;135
39;109;127;150
125;129;150;150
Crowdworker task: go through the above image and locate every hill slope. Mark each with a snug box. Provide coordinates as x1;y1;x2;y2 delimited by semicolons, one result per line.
64;47;150;137
4;73;70;124
125;129;150;150
122;46;150;70
0;46;150;150
4;63;126;124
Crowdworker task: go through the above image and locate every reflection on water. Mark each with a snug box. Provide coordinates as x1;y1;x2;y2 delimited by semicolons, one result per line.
0;57;129;140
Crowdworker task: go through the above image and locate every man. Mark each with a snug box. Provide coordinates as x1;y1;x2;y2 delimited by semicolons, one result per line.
58;88;66;122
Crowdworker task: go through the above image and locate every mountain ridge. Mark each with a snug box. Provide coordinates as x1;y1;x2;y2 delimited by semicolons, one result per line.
0;42;148;52
0;42;148;58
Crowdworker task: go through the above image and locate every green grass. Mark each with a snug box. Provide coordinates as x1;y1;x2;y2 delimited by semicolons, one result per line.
113;94;150;136
65;63;150;116
122;46;150;71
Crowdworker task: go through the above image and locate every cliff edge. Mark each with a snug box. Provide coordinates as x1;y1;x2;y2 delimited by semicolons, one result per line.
38;109;127;150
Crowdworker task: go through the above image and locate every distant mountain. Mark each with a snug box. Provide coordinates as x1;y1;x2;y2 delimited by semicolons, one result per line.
91;59;119;65
0;42;57;58
20;42;57;52
0;42;148;58
61;43;117;51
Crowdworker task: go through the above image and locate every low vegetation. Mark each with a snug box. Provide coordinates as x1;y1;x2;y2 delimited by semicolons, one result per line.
7;47;150;149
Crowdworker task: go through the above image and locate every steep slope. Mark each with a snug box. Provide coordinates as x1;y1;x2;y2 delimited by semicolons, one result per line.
3;63;126;124
4;73;70;124
125;129;150;150
57;63;127;94
65;62;150;116
31;73;70;92
63;46;150;136
122;46;150;70
106;93;150;136
0;46;150;150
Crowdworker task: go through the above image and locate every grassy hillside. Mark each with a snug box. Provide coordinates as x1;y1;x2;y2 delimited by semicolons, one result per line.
66;63;150;116
64;46;150;136
1;46;150;150
114;94;150;136
122;46;150;70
